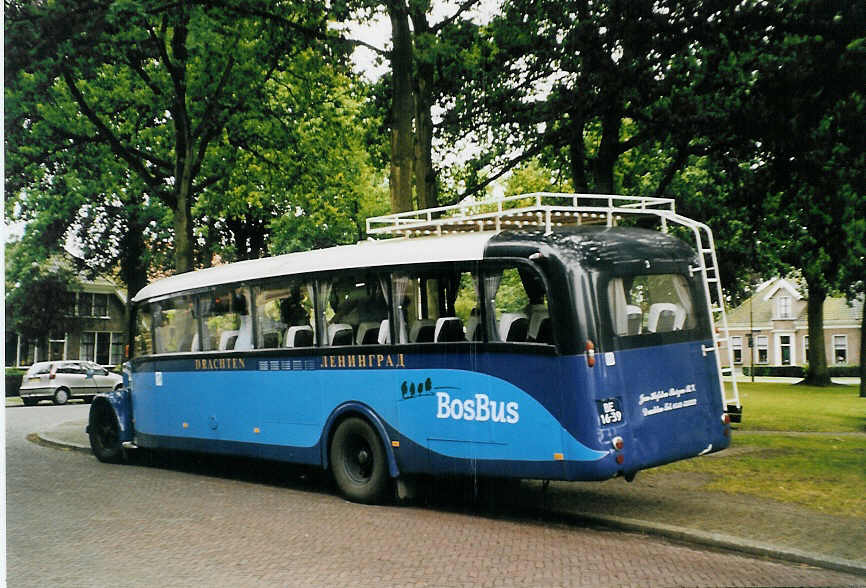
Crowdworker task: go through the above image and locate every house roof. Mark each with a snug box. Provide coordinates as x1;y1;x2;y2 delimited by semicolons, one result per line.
727;277;863;328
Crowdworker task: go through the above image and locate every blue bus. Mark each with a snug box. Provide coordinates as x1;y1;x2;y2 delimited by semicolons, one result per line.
88;194;741;504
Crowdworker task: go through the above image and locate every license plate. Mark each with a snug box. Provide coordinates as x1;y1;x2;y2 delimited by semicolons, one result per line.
596;397;624;427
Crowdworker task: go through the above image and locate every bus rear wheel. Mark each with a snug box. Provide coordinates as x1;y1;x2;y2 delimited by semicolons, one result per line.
88;401;124;464
329;417;389;504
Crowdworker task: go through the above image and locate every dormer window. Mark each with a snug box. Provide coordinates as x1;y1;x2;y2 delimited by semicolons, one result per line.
776;295;792;319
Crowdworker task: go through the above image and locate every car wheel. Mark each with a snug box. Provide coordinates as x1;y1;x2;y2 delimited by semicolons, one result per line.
329;417;389;504
88;401;124;463
22;397;38;407
53;387;70;405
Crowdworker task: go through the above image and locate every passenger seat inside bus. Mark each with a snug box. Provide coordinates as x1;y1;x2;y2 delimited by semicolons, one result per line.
328;323;354;346
434;317;464;342
233;314;253;350
285;325;314;347
527;305;549;342
499;313;529;342
647;303;686;333
356;321;381;345
218;330;239;350
626;304;643;335
465;315;483;341
410;319;436;343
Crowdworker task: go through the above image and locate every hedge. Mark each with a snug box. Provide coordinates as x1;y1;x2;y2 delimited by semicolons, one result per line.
5;368;26;397
742;365;861;378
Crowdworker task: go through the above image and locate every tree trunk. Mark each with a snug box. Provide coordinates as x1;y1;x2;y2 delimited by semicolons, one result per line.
410;6;437;210
388;0;415;213
592;109;622;194
569;115;588;192
173;176;195;273
804;280;832;386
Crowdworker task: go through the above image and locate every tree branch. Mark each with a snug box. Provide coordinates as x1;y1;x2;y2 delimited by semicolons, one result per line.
60;66;171;205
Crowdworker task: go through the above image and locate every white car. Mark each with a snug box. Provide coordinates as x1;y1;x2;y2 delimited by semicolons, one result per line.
19;361;123;406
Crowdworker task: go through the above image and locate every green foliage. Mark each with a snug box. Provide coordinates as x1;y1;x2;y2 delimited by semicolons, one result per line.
5;245;79;342
5;0;387;277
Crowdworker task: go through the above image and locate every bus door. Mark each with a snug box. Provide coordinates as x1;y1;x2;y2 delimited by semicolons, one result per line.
601;272;725;471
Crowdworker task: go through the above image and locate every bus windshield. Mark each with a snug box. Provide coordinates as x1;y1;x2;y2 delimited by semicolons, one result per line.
605;273;707;348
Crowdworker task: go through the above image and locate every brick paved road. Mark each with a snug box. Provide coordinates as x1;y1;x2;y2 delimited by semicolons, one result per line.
6;405;863;587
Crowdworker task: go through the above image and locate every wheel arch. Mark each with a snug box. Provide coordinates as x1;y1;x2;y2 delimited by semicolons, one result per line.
321;402;400;478
90;387;134;443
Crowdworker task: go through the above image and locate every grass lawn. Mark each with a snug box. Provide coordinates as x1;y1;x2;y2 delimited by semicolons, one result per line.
732;381;865;432
651;381;866;518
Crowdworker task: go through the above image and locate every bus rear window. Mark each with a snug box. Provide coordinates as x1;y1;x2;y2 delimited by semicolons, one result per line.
607;274;700;342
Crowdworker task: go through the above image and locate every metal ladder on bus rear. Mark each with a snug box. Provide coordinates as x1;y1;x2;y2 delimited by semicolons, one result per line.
367;192;742;419
661;213;742;420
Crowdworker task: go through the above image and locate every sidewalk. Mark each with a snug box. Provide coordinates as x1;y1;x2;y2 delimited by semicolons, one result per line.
27;413;866;578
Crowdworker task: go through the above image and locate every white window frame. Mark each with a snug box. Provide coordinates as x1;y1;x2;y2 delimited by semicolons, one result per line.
833;335;848;365
756;335;769;364
775;332;795;366
776;295;792;319
731;336;743;364
48;332;68;361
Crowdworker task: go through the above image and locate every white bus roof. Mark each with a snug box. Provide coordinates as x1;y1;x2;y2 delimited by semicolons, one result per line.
132;232;494;303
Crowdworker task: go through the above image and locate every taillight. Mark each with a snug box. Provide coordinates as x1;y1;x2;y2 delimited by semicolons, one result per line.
721;413;731;425
585;340;596;367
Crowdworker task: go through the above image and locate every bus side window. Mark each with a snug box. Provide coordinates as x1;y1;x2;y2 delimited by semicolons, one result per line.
483;265;551;344
253;280;315;349
134;306;154;356
200;287;250;351
320;273;389;347
392;268;478;344
151;295;197;353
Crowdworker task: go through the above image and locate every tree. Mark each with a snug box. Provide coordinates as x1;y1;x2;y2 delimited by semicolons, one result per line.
5;243;79;345
738;2;865;386
5;0;340;275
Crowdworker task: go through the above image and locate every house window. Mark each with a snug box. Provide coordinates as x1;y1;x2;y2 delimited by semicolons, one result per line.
81;331;124;365
77;293;91;317
756;336;769;364
803;335;809;362
110;336;125;365
80;332;96;361
731;336;743;364
93;294;109;317
48;332;67;361
777;295;792;319
779;335;792;365
833;335;848;365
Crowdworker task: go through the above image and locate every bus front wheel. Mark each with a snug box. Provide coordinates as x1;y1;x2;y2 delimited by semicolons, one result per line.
329;417;389;504
88;401;124;464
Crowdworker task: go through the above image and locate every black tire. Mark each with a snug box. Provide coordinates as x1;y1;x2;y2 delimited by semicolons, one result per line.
53;387;70;405
89;401;124;463
22;397;38;407
329;417;389;504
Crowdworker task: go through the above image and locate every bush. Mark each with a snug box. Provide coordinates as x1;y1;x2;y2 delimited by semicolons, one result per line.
742;365;860;378
828;365;861;377
5;368;26;397
742;365;806;377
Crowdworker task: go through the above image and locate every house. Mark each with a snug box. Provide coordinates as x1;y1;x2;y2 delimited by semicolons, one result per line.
724;277;862;370
5;273;128;368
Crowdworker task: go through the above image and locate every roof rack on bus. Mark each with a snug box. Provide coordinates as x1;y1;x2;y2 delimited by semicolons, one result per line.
366;192;678;237
367;191;741;418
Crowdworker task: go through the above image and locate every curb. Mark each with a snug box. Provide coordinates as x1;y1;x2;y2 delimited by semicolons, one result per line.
553;511;866;578
30;428;866;578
